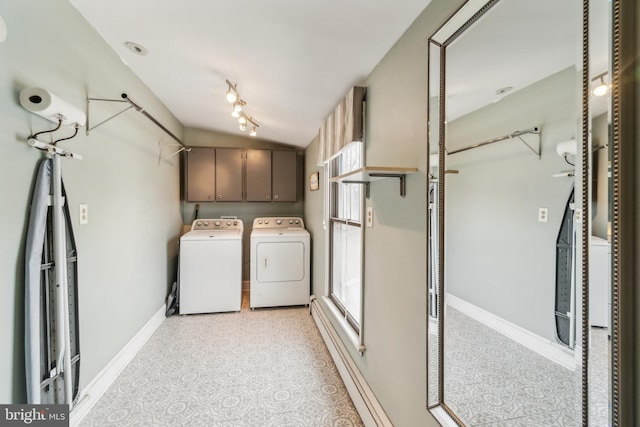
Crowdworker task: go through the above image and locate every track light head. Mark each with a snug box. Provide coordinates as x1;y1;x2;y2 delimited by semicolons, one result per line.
226;89;237;104
225;81;238;103
592;73;609;97
250;126;257;137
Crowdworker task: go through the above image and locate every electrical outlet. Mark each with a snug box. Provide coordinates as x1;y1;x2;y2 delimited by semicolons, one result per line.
538;207;548;223
575;208;582;223
366;207;373;227
79;204;88;225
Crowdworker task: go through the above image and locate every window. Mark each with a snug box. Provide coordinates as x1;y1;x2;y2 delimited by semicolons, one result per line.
327;141;364;331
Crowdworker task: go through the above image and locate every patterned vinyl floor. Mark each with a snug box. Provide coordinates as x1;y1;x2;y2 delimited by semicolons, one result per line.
430;307;610;426
78;302;364;426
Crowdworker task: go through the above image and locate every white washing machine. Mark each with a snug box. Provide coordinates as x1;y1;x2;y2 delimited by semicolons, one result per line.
250;217;310;308
179;219;243;314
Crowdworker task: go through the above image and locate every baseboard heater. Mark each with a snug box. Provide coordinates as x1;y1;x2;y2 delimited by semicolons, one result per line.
309;296;393;427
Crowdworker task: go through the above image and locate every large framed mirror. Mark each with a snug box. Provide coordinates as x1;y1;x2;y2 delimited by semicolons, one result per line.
426;0;619;425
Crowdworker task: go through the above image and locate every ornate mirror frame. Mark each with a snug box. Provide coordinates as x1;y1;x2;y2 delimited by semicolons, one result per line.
426;0;630;424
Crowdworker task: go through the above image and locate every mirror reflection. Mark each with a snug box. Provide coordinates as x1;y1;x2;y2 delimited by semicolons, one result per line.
427;0;613;425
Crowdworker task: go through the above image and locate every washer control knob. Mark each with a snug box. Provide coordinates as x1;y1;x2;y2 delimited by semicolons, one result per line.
276;219;282;225
196;221;202;227
265;220;269;224
295;220;300;224
233;221;238;226
289;219;293;224
226;222;231;226
215;221;221;226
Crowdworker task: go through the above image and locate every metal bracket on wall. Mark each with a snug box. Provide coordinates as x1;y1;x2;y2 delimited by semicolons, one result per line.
446;126;541;159
343;173;409;199
86;94;190;163
333;167;417;199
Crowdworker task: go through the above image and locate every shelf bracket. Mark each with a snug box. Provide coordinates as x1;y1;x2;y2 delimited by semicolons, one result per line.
369;173;408;198
342;173;409;198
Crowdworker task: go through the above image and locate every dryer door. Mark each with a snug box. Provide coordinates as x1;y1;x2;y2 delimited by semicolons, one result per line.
256;241;305;283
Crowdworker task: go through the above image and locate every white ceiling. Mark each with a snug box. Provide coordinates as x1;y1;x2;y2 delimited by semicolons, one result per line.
437;0;610;121
70;0;610;149
70;0;433;148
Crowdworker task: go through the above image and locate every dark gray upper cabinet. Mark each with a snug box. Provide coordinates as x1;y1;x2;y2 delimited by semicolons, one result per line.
246;149;272;202
186;147;216;202
215;148;243;202
272;150;297;202
185;147;298;202
246;149;297;202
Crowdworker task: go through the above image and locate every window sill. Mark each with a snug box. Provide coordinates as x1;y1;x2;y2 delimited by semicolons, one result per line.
321;296;365;355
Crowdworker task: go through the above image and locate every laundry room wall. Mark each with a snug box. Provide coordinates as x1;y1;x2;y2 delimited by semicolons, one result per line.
444;67;578;341
0;0;183;403
304;0;465;425
180;127;305;280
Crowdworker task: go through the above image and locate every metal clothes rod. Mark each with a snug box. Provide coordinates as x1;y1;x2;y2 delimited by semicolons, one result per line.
447;126;540;156
121;94;190;152
86;94;190;152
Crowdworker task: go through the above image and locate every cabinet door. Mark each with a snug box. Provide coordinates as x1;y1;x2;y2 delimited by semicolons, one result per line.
246;149;272;202
272;150;297;202
186;147;215;202
215;148;243;202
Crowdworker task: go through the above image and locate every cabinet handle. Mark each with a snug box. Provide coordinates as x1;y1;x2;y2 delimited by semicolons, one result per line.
217;194;222;200
265;194;271;200
274;194;279;200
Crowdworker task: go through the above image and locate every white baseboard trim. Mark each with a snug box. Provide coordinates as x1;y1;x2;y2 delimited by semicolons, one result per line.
69;304;166;426
446;294;576;370
309;296;392;427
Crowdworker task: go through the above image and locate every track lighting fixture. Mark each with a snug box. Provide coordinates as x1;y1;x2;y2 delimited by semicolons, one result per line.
224;79;260;137
592;71;609;97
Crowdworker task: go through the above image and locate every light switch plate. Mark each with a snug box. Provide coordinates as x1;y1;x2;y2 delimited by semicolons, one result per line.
366;207;373;227
79;204;88;225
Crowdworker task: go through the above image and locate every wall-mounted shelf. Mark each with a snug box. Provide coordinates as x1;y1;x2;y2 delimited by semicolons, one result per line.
331;166;418;198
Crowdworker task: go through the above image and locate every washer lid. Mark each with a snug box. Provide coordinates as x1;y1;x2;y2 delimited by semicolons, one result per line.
181;229;243;241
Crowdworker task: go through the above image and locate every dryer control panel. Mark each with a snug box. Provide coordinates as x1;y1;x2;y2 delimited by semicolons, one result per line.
253;217;305;229
191;218;244;231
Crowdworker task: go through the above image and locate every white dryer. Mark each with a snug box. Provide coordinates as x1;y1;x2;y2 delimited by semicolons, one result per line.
179;219;243;314
250;217;310;308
